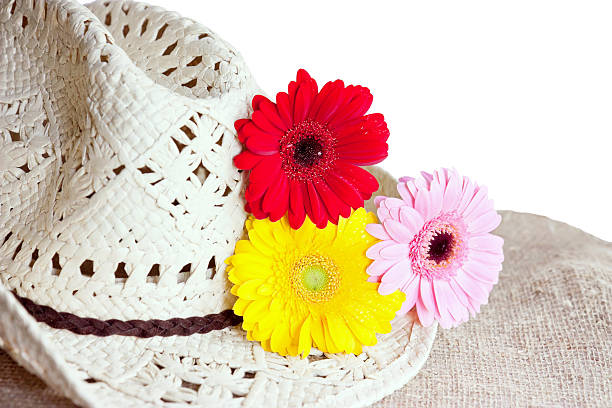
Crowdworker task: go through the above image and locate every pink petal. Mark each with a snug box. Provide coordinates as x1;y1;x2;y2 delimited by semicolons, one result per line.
419;278;436;312
401;274;420;311
456;178;477;214
468;234;504;253
442;170;462;212
398;207;425;236
365;241;396;260
462;260;500;284
366;259;396;277
453;270;490;304
420;171;434;186
383;219;414;243
374;196;386;207
416;296;435;327
379;281;400;296
462;185;489;220
380;243;410;260
380;259;411;286
414;189;432;219
448;278;473;312
433;280;467;326
468;211;502;234
366;223;391;240
428;179;444;217
467;249;504;268
377;207;392;223
463;197;495;224
398;181;415;207
381;197;404;209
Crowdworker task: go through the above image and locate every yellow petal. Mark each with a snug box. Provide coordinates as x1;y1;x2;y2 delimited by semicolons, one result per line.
228;253;272;268
233;240;259;255
269;297;285;313
251;322;274;341
345;315;377;346
322;317;341;353
297;316;312;358
233;298;251;316
313;221;337;247
248;228;277;256
327;314;352;352
230;263;271;283
270;319;291;355
294;218;316;248
310;315;326;352
257;308;282;332
256;283;274;296
243;298;271;322
236;279;265;300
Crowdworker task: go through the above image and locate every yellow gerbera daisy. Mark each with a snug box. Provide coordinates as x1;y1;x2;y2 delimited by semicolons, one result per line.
226;208;405;357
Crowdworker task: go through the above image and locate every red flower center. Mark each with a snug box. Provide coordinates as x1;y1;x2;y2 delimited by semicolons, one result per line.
280;120;336;181
293;138;323;167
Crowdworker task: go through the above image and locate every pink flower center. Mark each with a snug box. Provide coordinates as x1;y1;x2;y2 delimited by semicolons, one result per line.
427;231;455;264
280;120;337;181
409;213;466;281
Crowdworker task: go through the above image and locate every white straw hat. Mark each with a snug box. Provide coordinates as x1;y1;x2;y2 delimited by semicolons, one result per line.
0;1;437;407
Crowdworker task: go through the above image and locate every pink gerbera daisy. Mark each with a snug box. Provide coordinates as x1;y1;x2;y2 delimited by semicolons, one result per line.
365;168;504;328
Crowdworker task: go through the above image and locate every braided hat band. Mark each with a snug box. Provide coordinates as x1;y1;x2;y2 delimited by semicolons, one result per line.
14;292;242;338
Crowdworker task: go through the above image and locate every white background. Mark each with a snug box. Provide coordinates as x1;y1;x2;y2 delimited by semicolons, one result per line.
102;0;612;241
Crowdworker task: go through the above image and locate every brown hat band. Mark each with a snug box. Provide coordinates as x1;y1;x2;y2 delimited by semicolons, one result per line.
13;292;242;338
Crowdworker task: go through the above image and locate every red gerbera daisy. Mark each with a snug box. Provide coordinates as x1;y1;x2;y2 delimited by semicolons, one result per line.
234;69;390;229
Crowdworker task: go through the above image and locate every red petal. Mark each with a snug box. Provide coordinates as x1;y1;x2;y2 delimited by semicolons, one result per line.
233;151;263;170
326;172;363;209
252;94;271;111
313;80;344;124
245;157;280;202
275;92;293;128
296;69;313;84
265;175;290;221
306;181;326;227
309;80;335;120
234;118;250;133
334;161;379;198
335;113;389;141
245;196;267;219
336;136;387;151
258;97;288;132
245;128;280;155
337;145;388;165
252;111;284;136
288;179;307;229
261;171;284;212
293;82;316;124
328;85;373;128
316;181;350;223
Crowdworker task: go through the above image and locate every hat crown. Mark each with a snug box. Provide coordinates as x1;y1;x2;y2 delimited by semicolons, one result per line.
0;0;258;319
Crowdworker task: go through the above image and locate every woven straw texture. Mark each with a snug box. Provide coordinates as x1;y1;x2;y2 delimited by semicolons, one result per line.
1;209;611;407
0;1;437;406
1;0;259;321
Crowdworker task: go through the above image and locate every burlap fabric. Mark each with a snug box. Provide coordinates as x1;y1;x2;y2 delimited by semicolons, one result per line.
1;211;610;407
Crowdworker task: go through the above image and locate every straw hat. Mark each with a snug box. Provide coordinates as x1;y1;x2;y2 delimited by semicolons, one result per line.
0;0;437;406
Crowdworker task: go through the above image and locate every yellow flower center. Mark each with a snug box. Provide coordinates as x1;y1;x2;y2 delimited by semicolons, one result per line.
290;254;340;303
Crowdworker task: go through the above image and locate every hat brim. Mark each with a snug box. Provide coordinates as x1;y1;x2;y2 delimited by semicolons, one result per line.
0;166;437;408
